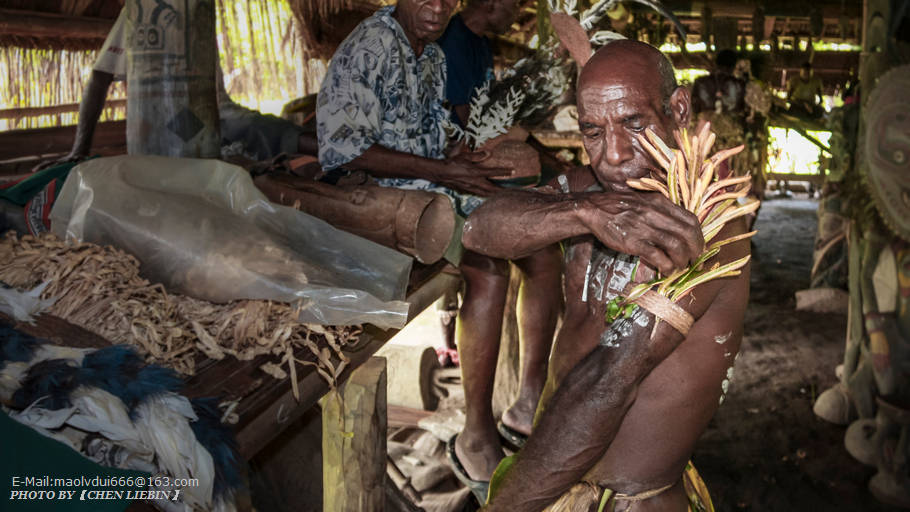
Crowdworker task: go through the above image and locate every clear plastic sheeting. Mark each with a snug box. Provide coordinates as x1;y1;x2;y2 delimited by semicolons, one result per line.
50;156;412;329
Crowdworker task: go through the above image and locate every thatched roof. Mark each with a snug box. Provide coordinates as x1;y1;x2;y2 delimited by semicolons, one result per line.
1;0;312;130
1;0;865;131
0;0;121;50
1;0;865;60
289;0;380;60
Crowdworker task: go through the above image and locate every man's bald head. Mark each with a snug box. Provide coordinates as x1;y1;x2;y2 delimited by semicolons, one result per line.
574;39;690;190
579;40;679;117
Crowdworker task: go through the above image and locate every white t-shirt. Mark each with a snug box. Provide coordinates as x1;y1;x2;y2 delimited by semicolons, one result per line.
93;9;127;80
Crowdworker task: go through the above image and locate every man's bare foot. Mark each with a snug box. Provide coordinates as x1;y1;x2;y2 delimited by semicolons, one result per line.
501;397;537;436
454;428;504;481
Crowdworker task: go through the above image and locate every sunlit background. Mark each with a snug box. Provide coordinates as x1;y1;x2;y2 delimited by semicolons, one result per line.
0;2;845;182
768;128;832;176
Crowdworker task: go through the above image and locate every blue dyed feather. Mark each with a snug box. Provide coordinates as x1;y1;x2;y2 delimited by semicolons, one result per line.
80;346;182;416
12;359;80;410
190;397;243;499
3;326;241;499
0;323;45;370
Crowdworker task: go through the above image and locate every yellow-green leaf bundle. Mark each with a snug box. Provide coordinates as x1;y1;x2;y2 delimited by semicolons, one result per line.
612;121;759;317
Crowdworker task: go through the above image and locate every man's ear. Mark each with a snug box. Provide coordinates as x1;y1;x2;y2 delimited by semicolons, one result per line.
669;86;691;128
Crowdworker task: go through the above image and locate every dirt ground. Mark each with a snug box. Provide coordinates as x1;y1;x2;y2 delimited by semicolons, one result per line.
693;197;902;512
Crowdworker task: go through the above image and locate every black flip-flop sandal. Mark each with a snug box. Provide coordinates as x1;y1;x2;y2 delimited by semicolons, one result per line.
496;420;528;450
446;435;490;505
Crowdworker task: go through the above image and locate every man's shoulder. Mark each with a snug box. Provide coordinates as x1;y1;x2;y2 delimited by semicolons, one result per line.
566;165;599;192
335;8;399;55
539;165;598;194
438;13;467;41
438;14;488;52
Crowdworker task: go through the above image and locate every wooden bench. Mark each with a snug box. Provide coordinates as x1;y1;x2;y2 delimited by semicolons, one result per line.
2;260;460;510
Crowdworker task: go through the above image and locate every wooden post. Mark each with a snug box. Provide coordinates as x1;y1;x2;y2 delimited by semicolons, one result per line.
322;356;388;511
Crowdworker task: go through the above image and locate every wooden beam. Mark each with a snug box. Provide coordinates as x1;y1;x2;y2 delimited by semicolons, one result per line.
669;50;859;72
63;0;97;17
662;1;862;20
0;121;126;161
767;172;824;186
322;357;387;511
0;100;126;121
0;8;114;41
388;405;433;429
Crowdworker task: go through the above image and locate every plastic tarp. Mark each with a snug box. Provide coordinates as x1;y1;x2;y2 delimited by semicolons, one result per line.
50;156;412;329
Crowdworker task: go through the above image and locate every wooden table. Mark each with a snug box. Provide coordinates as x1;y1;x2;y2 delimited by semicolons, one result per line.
1;260;459;460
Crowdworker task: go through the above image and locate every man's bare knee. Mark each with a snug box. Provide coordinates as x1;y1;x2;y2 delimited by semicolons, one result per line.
461;250;510;277
515;244;563;279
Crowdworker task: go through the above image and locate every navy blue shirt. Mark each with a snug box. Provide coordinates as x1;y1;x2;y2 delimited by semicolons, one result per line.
437;14;494;125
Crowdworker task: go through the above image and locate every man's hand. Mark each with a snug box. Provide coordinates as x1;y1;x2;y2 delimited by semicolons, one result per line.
579;190;704;275
433;151;508;197
345;144;506;196
35;69;116;174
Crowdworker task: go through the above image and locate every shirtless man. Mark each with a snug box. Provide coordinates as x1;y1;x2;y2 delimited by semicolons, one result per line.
462;40;751;511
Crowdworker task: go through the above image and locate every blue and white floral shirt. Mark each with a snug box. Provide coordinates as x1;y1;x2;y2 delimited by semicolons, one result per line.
317;6;450;170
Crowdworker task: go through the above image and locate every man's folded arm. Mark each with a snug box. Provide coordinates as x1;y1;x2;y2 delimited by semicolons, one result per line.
482;223;749;511
483;309;689;511
463;190;597;259
464;186;704;273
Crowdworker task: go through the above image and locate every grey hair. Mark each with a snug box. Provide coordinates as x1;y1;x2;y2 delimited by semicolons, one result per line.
657;52;678;117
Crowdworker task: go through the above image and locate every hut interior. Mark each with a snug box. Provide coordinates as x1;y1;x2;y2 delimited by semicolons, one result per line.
1;0;908;511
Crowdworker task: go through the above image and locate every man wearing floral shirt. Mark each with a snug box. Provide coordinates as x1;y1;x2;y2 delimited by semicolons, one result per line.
318;5;559;502
317;0;502;215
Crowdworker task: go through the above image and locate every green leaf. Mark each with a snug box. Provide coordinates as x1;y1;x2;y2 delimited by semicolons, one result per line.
669;254;751;300
605;298;623;322
487;454;518;505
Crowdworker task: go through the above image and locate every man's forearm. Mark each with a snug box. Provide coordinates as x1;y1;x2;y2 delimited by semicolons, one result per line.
70;70;114;156
347;144;446;181
463;191;591;260
485;348;640;510
484;312;686;511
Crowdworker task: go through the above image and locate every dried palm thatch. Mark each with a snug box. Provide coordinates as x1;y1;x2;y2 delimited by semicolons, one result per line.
0;232;357;399
215;0;319;110
286;0;381;61
606;121;759;334
0;47;125;130
3;0;319;130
